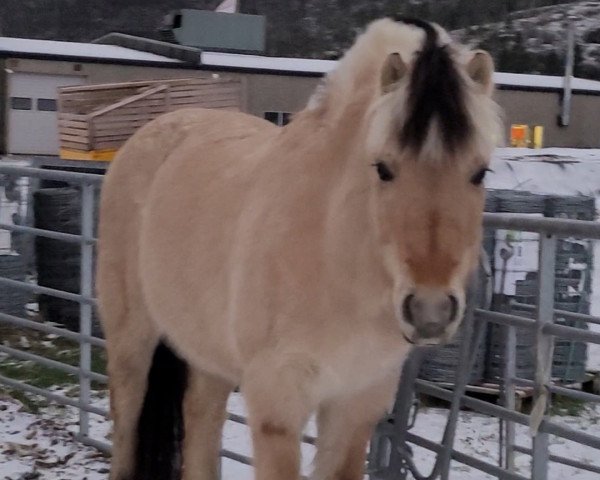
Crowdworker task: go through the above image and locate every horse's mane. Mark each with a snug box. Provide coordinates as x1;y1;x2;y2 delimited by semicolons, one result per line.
396;17;471;155
304;17;503;160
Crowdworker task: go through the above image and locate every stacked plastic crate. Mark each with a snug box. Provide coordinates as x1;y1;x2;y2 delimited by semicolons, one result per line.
485;191;547;382
34;187;101;335
420;190;595;386
485;192;594;383
546;196;594;382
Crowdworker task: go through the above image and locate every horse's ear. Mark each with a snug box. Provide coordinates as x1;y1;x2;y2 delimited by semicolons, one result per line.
466;50;495;96
381;52;408;93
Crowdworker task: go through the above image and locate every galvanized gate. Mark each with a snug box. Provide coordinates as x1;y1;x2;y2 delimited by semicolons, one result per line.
370;214;600;480
0;165;599;479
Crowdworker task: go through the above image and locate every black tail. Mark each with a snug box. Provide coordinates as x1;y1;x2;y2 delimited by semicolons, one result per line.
134;342;189;480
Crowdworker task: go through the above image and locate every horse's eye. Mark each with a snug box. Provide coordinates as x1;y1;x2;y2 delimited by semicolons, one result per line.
373;161;395;182
470;167;490;186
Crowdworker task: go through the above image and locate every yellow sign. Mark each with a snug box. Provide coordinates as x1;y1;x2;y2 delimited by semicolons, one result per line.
531;125;544;149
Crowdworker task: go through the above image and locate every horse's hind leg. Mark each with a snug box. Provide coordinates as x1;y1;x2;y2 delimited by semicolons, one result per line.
182;368;233;480
311;371;400;480
104;312;159;480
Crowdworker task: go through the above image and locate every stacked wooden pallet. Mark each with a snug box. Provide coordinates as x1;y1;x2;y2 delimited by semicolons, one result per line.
57;77;244;161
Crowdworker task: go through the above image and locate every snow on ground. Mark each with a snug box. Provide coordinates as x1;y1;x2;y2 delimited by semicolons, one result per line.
411;405;600;479
2;390;600;480
0;392;110;480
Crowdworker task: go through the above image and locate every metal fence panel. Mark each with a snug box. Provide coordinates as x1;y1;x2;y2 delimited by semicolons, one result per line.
1;165;600;479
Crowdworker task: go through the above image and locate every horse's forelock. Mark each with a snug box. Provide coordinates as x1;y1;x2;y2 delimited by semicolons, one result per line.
397;19;473;157
306;17;500;157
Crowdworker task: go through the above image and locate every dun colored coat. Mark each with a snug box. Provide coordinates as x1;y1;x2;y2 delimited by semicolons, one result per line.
97;17;502;480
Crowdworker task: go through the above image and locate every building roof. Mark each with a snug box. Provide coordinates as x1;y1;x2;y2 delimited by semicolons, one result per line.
494;72;600;94
0;37;182;65
200;51;337;74
201;51;600;93
2;36;600;94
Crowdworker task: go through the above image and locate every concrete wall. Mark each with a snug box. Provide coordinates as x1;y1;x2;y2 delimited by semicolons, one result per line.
0;59;6;154
0;58;8;153
1;56;599;153
495;88;600;148
243;74;319;117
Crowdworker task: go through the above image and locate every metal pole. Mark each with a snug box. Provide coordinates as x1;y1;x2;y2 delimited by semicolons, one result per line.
437;285;488;480
373;348;425;480
560;22;575;127
78;182;95;441
494;290;518;472
503;322;517;471
531;234;557;480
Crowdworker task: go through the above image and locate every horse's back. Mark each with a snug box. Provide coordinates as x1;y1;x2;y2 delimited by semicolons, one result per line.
96;108;276;352
100;108;274;220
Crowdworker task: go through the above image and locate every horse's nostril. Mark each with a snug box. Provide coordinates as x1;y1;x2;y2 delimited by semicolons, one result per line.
403;294;415;325
448;294;458;323
403;292;459;331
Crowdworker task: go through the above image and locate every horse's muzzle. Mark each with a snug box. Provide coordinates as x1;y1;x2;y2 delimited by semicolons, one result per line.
402;290;459;344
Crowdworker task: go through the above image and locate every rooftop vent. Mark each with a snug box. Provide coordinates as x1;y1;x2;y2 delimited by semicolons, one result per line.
160;9;266;54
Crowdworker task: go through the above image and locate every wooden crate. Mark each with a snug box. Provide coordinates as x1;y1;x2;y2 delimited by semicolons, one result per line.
57;77;244;160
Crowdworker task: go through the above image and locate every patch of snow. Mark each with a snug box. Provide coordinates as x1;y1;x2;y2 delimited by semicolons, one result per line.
454;1;600;76
0;393;110;480
2;390;600;479
490;148;600;196
411;405;600;479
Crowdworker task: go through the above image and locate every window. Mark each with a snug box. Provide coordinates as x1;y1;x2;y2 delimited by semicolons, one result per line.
173;13;182;29
37;98;57;112
10;97;32;111
264;111;292;126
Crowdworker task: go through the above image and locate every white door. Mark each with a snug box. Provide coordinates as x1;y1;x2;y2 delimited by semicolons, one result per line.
7;73;85;155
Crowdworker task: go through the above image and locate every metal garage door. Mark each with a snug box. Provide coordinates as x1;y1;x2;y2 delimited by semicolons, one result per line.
7;73;85;155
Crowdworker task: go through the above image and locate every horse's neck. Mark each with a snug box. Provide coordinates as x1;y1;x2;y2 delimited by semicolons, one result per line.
279;57;389;286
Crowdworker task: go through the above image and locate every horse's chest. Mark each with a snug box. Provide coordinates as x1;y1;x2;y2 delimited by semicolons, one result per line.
316;334;409;399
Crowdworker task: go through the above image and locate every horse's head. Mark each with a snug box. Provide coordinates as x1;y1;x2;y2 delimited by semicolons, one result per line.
361;19;502;346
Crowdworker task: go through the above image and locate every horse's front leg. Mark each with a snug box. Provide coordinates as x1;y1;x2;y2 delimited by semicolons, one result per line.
311;369;400;480
242;350;319;480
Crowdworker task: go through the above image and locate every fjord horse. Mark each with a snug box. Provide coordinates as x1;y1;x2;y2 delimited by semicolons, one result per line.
97;17;502;480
